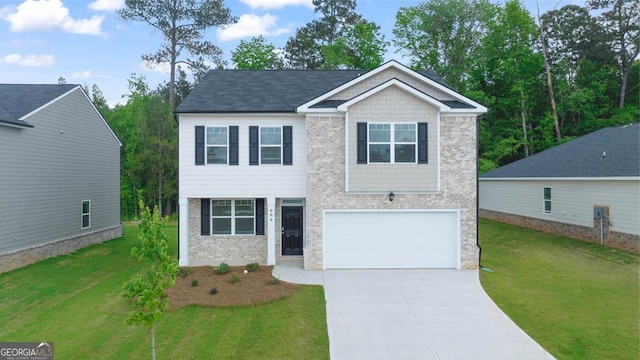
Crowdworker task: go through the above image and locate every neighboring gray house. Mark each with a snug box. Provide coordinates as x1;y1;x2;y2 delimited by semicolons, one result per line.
0;84;122;273
175;60;487;270
480;123;640;253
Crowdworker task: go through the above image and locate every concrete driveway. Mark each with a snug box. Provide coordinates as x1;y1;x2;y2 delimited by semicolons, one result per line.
273;267;554;360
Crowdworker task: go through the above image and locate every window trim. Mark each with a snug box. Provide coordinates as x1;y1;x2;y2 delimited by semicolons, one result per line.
205;126;229;165
259;126;283;165
367;122;417;164
211;199;256;236
543;187;552;214
81;200;91;229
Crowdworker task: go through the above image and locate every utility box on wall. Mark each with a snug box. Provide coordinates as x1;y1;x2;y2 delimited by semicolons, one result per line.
594;207;605;219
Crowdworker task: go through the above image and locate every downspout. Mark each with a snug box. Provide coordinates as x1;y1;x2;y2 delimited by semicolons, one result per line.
173;112;180;261
476;114;484;270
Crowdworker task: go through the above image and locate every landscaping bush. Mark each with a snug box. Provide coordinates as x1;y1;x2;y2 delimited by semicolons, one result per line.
191;279;198;287
245;262;260;273
178;267;190;278
215;263;230;275
229;274;240;284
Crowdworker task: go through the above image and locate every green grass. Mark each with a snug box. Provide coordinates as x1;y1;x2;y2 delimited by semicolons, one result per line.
0;226;329;359
479;218;640;360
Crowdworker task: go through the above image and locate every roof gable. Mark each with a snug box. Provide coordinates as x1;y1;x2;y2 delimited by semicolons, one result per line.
0;84;77;127
480;123;640;179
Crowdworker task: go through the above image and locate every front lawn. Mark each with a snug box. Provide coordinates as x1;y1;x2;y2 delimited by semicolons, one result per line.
0;226;329;359
479;218;639;360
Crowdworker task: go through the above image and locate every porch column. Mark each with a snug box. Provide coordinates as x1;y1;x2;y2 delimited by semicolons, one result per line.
178;197;189;266
267;197;276;265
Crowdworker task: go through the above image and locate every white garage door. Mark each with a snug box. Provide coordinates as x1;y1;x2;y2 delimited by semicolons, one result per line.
323;211;459;269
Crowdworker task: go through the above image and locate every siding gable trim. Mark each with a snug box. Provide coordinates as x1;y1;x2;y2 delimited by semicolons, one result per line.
337;79;451;112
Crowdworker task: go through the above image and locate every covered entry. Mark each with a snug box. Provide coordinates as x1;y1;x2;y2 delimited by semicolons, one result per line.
323;210;459;269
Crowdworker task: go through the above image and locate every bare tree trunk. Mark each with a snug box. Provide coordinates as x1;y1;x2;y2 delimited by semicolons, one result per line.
537;3;562;140
151;325;156;360
520;87;530;157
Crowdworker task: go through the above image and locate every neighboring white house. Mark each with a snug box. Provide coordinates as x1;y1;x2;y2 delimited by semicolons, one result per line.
480;123;640;253
174;61;487;270
0;84;122;273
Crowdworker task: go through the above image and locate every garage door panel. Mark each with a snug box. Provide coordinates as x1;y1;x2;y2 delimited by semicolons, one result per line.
324;211;458;269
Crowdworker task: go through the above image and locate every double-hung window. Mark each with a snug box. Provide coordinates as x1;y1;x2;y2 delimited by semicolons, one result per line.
211;199;255;235
81;200;91;229
543;187;552;214
368;123;417;163
206;127;227;164
260;127;282;164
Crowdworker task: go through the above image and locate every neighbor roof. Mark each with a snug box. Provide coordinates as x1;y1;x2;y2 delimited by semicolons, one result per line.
0;84;77;127
480;123;640;178
175;67;449;114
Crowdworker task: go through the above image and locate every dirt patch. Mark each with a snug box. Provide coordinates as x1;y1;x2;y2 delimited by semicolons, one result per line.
167;266;297;310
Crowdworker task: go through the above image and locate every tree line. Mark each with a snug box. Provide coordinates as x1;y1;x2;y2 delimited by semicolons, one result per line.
89;0;638;218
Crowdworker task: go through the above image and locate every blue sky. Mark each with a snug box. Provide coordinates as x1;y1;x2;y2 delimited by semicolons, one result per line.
0;0;585;107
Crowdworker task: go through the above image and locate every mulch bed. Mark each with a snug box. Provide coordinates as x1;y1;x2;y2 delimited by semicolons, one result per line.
167;266;298;310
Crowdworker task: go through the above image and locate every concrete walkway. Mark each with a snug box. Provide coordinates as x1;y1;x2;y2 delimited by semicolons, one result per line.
273;266;554;360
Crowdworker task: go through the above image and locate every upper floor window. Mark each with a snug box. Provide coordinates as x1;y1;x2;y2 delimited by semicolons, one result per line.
260;127;282;164
368;123;417;163
195;125;238;166
207;127;227;164
543;187;552;214
81;200;91;229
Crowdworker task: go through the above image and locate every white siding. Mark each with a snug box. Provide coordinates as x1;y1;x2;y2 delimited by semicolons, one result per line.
479;180;640;235
179;114;307;198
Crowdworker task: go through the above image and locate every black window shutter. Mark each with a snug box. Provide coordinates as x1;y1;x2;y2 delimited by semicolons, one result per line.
195;126;205;165
200;198;210;235
357;122;367;164
249;126;259;165
283;126;293;165
418;122;428;164
255;198;265;235
229;126;239;165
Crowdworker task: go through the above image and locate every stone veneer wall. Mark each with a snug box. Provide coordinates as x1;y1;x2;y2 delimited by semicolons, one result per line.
480;209;640;253
305;114;479;270
0;225;122;274
188;199;267;266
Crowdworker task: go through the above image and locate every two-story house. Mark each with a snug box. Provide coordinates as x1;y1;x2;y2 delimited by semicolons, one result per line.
175;61;486;270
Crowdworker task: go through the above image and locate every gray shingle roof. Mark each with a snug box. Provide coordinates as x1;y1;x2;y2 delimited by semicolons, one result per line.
0;84;77;127
175;66;449;114
480;123;640;178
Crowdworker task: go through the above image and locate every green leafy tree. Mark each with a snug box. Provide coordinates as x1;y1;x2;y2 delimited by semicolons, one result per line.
322;22;388;69
123;201;178;360
393;0;497;92
231;35;284;69
588;0;640;108
118;0;236;110
285;0;385;69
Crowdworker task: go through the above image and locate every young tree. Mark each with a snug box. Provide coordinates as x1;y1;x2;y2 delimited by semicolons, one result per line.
393;0;497;93
231;35;284;69
122;201;178;360
118;0;236;110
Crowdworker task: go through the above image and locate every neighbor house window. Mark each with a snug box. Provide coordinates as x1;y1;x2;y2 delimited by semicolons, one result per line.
260;127;282;164
368;123;417;163
81;200;91;229
211;199;255;235
543;187;552;214
206;127;228;164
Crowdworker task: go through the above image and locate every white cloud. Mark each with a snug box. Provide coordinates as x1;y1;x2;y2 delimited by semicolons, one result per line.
7;38;45;47
217;13;290;42
3;0;104;35
2;53;55;67
240;0;313;10
140;60;171;74
88;0;124;11
71;70;91;79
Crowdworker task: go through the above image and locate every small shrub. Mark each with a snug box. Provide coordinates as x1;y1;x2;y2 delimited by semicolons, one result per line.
177;267;190;278
209;287;217;295
229;274;240;284
191;279;198;287
268;277;280;285
245;262;260;273
215;263;230;275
